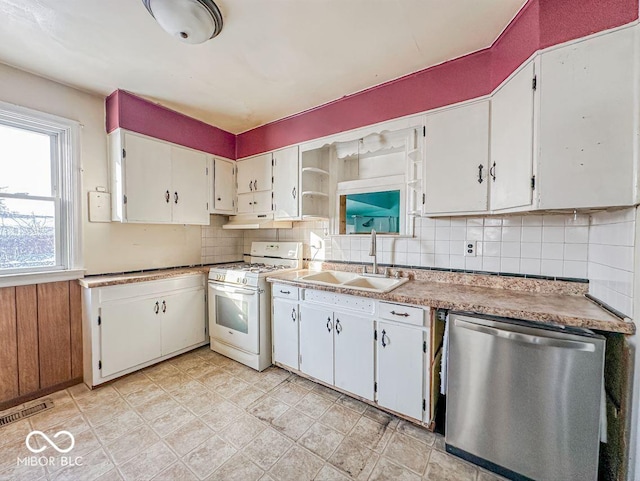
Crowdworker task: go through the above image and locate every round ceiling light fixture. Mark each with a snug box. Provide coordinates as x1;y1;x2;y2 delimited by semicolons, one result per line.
142;0;223;44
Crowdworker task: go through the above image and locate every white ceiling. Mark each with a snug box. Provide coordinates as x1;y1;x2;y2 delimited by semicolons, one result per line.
0;0;526;133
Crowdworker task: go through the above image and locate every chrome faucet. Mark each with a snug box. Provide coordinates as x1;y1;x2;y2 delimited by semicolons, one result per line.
369;229;378;274
362;229;388;277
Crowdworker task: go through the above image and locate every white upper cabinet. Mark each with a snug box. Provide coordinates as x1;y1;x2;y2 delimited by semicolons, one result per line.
237;153;272;194
236;153;274;215
117;132;173;223
536;27;638;210
210;157;236;214
273;146;300;220
110;129;210;225
490;59;537;211
424;100;490;215
171;145;209;225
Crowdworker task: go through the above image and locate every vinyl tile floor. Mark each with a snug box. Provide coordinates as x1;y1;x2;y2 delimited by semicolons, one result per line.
0;347;506;481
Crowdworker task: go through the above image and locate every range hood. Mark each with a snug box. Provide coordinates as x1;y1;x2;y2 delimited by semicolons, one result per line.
222;214;293;230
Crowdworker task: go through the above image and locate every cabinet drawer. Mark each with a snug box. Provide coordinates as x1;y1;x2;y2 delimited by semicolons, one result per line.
272;284;299;300
378;302;426;326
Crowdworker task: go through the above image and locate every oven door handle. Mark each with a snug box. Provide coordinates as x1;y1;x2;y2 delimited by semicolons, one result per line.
209;283;258;296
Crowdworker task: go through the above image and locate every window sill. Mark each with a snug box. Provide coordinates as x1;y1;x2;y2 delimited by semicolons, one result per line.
0;269;85;288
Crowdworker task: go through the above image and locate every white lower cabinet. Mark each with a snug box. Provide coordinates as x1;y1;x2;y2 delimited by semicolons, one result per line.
83;274;208;387
299;304;335;385
376;321;425;420
272;297;299;369
161;288;206;357
271;288;437;423
334;313;375;401
100;296;162;377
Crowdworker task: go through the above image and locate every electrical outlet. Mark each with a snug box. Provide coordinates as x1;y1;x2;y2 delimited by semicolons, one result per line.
464;240;476;256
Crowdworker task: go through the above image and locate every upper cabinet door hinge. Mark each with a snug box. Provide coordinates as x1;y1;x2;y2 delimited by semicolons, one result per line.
123;195;128;204
422;193;426;205
532;75;537;91
423;399;426;411
97;315;101;326
422;126;426;137
206;167;209;175
98;360;102;370
374;382;378;392
122;148;126;158
423;341;427;353
374;329;377;341
531;175;536;190
272;158;275;166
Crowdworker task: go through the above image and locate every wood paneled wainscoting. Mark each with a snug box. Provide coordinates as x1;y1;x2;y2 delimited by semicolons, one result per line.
0;280;82;410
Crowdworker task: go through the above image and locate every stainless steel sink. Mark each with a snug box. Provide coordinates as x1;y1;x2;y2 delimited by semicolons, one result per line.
299;270;408;293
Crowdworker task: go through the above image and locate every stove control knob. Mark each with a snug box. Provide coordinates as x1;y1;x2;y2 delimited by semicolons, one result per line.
242;278;247;284
218;274;223;281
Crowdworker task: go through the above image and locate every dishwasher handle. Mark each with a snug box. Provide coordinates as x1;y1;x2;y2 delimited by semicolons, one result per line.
455;319;596;352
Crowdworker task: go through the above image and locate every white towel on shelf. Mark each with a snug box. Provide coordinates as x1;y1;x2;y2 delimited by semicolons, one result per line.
440;314;449;396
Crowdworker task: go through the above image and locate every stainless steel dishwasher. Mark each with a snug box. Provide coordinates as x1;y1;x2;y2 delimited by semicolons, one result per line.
445;312;605;481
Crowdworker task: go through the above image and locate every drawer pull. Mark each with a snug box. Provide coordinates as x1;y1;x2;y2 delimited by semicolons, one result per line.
391;310;410;317
280;290;291;294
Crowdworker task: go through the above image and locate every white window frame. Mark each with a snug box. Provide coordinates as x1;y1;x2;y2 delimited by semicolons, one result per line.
0;101;83;286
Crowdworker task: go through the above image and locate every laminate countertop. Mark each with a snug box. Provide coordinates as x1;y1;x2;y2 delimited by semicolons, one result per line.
78;267;209;288
267;270;635;334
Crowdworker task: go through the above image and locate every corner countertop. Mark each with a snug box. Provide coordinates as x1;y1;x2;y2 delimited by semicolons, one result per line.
78;266;209;288
267;270;634;334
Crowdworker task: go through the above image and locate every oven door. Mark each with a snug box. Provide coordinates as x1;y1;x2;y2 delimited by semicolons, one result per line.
208;282;260;354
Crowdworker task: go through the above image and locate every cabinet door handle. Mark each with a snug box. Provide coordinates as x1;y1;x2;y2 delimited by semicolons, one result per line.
165;190;170;203
249;181;253;191
249;202;253;205
335;319;342;334
162;300;167;313
326;317;332;333
477;164;484;184
217;197;222;201
154;301;160;314
253;179;258;191
291;308;296;322
174;192;179;204
490;162;496;181
292;186;296;199
381;329;388;348
390;310;410;317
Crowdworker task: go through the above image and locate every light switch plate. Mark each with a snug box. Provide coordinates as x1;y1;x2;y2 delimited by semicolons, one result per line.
88;191;111;222
464;240;476;256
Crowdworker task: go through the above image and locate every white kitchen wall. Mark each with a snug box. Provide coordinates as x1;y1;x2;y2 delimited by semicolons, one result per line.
201;216;244;264
0;63;203;275
587;208;636;317
328;213;591;279
206;210;636;316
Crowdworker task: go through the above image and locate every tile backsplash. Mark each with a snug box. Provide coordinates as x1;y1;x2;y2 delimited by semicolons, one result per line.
587;208;636;317
201;208;637;318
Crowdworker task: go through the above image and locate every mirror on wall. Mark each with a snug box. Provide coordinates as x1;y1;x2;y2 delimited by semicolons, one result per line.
339;190;400;235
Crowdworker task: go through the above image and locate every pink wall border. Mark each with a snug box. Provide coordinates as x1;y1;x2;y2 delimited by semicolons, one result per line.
236;0;637;158
106;90;236;159
105;0;638;160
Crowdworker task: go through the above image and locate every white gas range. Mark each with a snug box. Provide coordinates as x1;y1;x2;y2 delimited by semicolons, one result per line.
207;242;302;371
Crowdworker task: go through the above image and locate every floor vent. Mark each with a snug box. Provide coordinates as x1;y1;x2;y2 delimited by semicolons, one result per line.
0;400;54;428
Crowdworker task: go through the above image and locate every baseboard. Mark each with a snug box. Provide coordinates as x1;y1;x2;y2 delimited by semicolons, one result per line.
0;377;83;412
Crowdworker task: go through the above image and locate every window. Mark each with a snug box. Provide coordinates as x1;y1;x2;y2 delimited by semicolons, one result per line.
0;102;80;277
343;190;400;234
